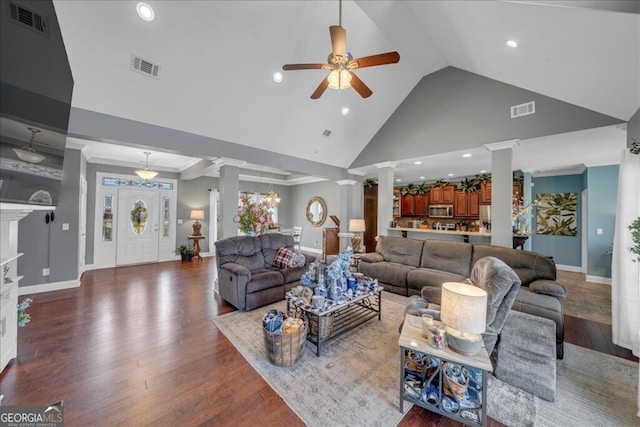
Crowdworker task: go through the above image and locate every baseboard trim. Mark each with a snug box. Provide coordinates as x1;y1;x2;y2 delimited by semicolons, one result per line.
300;246;321;254
585;275;612;285
556;264;583;273
18;279;81;295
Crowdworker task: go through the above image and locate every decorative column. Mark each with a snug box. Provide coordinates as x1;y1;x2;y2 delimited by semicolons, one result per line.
218;159;245;239
484;140;519;248
375;162;397;239
336;179;359;252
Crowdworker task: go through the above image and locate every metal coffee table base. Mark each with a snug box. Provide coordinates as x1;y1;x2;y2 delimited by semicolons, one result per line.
287;289;382;356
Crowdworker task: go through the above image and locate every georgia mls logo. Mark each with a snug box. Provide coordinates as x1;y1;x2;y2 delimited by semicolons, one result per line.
0;401;64;427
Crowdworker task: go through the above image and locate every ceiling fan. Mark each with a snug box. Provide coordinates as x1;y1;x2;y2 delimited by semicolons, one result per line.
282;0;400;99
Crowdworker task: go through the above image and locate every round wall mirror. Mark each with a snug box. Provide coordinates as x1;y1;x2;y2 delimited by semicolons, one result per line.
306;196;327;227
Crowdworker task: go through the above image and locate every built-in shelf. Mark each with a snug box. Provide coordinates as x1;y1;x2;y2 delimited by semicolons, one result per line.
0;253;24;267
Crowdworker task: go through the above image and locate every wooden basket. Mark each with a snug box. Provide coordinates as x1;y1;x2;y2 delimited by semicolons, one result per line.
263;318;307;366
308;314;334;340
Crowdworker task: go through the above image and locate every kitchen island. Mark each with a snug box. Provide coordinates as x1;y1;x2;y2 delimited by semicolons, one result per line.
387;227;491;244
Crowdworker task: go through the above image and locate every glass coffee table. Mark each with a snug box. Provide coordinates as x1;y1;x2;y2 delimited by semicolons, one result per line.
286;284;383;356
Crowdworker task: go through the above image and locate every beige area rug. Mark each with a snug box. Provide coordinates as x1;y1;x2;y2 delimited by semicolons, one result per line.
211;292;639;427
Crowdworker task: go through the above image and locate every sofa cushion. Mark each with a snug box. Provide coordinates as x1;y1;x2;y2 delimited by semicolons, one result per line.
215;235;265;271
280;264;309;284
246;269;285;293
358;261;416;289
259;233;295;268
472;244;556;286
376;236;424;267
407;269;466;302
420;240;473;277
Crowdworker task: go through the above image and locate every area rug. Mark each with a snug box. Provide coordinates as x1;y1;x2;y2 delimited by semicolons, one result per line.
211;293;639;426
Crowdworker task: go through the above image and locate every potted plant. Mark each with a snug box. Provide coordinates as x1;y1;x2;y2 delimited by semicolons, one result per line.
177;245;194;261
629;217;640;262
457;177;479;193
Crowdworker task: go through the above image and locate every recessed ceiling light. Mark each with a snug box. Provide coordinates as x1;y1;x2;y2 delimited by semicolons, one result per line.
447;173;454;177
462;153;472;158
480;170;487;173
272;72;283;83
396;178;402;182
342;107;350;116
506;40;518;48
414;161;422;165
136;2;155;21
419;176;425;180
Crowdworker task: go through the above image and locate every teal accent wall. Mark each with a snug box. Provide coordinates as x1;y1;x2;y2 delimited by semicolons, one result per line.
585;165;619;278
531;174;583;267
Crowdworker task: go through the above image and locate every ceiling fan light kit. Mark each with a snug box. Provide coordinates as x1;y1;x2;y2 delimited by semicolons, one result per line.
282;0;399;99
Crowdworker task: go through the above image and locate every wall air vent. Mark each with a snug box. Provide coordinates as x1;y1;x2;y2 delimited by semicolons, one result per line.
510;101;535;118
322;129;332;137
130;54;160;79
9;2;49;36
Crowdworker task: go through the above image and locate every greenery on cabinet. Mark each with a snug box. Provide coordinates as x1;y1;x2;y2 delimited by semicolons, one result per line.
475;173;491;183
457;177;480;193
363;178;378;187
415;182;430;194
400;183;419;195
434;179;449;187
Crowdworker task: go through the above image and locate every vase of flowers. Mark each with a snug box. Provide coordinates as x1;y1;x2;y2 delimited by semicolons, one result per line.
17;297;33;327
235;194;275;235
512;195;537;235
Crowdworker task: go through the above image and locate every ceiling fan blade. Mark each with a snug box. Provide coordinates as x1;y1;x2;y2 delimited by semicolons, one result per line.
310;78;329;99
349;72;373;98
282;63;326;71
330;25;346;57
348;51;400;69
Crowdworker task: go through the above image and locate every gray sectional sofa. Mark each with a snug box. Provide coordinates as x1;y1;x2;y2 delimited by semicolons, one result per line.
359;235;567;358
214;234;315;311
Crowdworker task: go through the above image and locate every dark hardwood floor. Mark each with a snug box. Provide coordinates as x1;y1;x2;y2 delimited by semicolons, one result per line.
0;258;636;426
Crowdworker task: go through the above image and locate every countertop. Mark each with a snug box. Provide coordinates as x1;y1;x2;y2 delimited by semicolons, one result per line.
388;227;492;237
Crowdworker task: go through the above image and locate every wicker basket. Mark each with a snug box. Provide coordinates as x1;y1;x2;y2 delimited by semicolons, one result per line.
308;314;334;340
263;318;307;366
443;370;469;401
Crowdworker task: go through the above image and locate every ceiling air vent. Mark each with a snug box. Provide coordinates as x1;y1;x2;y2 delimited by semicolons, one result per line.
9;2;49;36
130;54;160;79
322;129;332;137
510;101;535;118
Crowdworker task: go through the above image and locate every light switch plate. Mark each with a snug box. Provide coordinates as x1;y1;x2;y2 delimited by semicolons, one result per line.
62;223;69;230
596;228;603;235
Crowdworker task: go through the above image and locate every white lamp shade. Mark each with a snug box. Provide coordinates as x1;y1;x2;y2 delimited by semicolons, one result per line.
190;209;205;220
349;219;366;233
135;169;158;180
13;147;45;163
441;282;487;335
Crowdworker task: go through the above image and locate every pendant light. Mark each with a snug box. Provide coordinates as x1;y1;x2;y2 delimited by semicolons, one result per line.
135;152;158;180
13;127;46;164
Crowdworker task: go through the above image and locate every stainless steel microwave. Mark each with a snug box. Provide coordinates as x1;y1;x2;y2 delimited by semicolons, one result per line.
429;205;454;218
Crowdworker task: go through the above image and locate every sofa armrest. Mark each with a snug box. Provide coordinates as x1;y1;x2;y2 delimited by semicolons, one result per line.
359;252;384;263
529;280;566;300
301;252;316;265
220;262;252;280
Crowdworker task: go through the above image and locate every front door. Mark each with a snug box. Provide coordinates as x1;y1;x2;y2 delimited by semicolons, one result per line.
116;189;160;266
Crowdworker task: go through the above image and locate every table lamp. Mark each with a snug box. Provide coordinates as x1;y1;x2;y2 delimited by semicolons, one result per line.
348;219;366;253
190;209;205;236
441;282;487;355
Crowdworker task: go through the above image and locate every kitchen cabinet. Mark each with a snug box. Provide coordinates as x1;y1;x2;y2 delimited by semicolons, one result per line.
479;182;523;204
415;194;429;216
322;215;340;262
430;185;455;204
402;194;416;216
363;185;378;253
454;191;480;219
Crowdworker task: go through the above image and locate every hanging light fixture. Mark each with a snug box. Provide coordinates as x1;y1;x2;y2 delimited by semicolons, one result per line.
266;190;280;207
13;127;45;164
135;152;158;180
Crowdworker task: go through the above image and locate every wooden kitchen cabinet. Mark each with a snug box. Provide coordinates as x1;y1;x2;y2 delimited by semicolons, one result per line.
454;191;480;218
363;185;378;253
393;189;401;217
323;215;340;261
430;185;455;204
415;193;429;216
479;182;523;204
402;194;416;216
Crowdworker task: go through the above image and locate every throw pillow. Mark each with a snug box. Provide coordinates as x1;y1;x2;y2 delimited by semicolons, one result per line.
290;252;306;268
273;247;295;268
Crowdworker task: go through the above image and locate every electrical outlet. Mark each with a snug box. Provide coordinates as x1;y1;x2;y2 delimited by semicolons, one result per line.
62;223;69;231
596;228;603;235
42;268;50;276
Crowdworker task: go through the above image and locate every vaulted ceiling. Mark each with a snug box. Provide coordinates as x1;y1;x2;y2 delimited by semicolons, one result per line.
51;0;639;183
